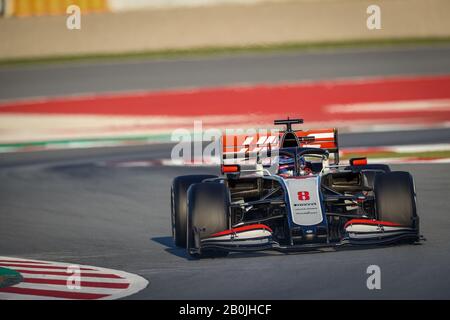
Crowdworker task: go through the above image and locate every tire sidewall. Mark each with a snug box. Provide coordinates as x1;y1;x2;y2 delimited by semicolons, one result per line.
171;175;217;248
374;171;418;228
187;182;230;258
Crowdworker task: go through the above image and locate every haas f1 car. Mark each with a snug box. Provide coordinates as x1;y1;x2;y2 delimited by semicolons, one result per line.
171;118;420;258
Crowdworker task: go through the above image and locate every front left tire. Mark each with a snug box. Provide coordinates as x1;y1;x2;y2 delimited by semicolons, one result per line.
374;171;419;232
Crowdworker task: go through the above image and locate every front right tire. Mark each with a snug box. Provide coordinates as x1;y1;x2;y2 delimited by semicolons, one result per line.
186;182;230;258
171;175;217;248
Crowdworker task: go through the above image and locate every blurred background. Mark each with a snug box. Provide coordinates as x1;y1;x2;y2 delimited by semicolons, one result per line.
1;0;450;57
1;1;450;300
0;0;449;157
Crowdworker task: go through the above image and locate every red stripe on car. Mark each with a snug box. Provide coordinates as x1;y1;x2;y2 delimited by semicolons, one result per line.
210;224;272;237
344;219;403;229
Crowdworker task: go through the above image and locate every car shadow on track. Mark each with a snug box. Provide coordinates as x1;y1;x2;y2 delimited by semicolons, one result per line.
151;236;276;260
151;236;188;259
151;235;425;260
151;236;315;260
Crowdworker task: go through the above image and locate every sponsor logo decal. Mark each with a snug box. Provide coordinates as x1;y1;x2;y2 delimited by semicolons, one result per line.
297;191;310;201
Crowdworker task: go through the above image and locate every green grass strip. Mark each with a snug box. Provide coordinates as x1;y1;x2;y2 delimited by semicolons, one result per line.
0;267;23;289
1;133;450;161
0;134;173;151
341;150;450;160
1;37;450;67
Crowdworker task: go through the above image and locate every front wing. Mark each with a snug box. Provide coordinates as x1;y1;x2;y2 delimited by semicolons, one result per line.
192;220;421;254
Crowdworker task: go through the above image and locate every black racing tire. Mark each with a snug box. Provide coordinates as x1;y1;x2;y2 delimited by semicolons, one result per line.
171;175;217;248
345;164;391;173
187;182;230;258
361;170;383;190
374;171;418;229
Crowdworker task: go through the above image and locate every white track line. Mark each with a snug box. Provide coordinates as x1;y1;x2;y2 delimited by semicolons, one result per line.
8;273;130;283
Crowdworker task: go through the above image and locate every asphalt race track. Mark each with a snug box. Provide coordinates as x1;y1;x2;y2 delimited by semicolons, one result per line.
1;45;450;299
0;144;449;299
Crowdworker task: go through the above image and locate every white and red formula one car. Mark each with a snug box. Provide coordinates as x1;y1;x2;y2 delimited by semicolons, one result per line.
171;118;421;258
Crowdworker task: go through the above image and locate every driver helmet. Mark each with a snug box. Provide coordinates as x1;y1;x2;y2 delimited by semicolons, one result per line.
298;157;312;175
278;154;295;176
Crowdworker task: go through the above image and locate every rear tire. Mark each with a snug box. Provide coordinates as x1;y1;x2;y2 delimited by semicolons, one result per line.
171;175;217;248
187;183;230;258
374;171;418;229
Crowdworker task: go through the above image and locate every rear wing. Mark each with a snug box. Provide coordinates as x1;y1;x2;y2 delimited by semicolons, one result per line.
295;128;339;164
220;128;339;171
221;132;279;163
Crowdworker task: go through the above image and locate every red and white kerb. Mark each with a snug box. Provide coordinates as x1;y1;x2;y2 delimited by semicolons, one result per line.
0;256;148;300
